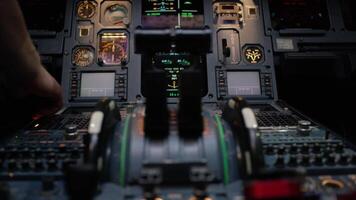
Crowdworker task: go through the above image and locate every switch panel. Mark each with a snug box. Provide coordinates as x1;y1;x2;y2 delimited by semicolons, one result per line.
217;29;241;65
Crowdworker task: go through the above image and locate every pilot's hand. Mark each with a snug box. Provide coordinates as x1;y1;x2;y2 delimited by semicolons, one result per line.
15;66;64;119
0;0;64;124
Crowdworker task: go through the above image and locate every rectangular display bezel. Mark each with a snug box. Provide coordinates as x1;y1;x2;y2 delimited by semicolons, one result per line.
226;71;262;96
141;0;205;28
80;72;117;97
97;31;129;66
268;0;330;31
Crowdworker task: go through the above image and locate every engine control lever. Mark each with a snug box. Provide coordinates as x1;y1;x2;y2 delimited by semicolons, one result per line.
222;97;264;178
66;99;121;199
178;70;203;139
144;70;169;139
87;98;121;177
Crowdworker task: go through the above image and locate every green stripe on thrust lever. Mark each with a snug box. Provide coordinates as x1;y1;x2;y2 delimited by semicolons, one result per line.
215;114;229;184
119;114;131;186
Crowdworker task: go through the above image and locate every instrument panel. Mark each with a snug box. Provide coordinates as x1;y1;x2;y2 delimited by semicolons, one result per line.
63;0;277;105
58;0;356;107
61;0;356;106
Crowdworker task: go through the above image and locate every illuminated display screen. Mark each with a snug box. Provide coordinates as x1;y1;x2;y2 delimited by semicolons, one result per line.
142;53;207;97
227;72;261;96
268;0;330;30
142;0;204;28
98;32;129;65
80;73;115;97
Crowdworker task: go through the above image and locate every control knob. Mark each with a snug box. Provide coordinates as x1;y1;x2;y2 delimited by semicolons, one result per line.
65;124;79;140
297;120;312;136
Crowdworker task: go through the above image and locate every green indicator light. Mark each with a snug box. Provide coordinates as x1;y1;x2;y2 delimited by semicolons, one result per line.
148;13;161;16
162;59;173;65
178;59;191;66
169;92;179;97
181;12;194;18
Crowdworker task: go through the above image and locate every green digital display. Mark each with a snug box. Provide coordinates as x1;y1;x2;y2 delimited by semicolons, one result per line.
142;53;207;98
154;53;192;97
142;0;204;28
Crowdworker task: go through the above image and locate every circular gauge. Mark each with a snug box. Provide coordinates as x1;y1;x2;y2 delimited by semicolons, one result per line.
244;46;264;64
104;4;129;25
73;47;94;67
99;41;126;65
77;1;96;19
